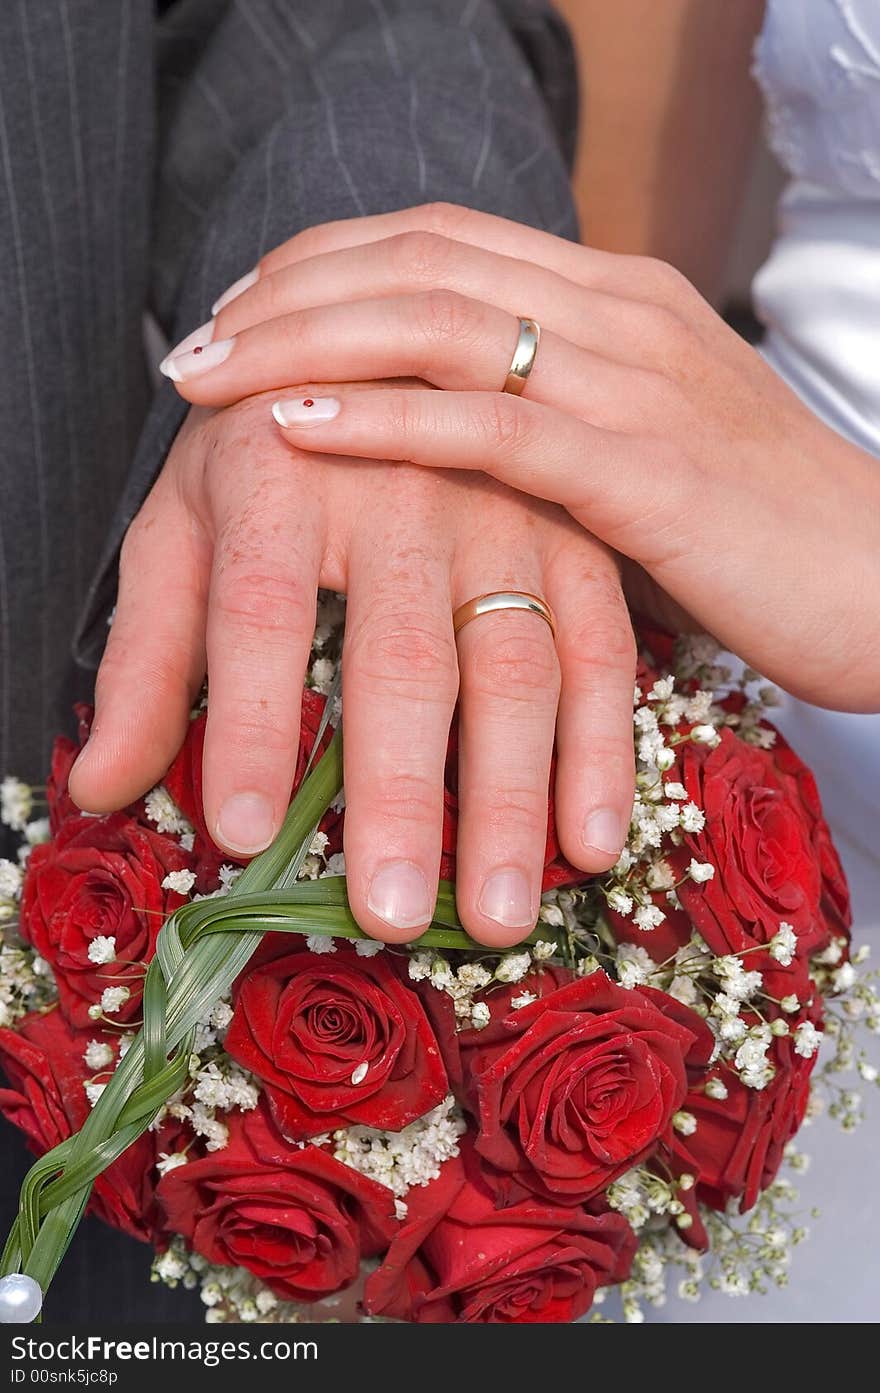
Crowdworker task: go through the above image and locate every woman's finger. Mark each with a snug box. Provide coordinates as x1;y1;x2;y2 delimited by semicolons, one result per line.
341;500;459;943
270;387;690;566
69;478;209;812
214;203;700;313
199;233;696;376
543;539;636;873
199;443;325;858
160;292;670;435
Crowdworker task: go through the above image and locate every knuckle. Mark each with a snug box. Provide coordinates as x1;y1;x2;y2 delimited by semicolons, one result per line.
215;702;296;761
566;607;637;686
639;303;693;358
638;256;696;308
364;774;440;829
485;393;533;454
390;230;454;285
96;637;191;709
414;288;480;347
213;569;312;638
483;786;549;842
348;608;458;701
466;626;561;701
416;202;472;240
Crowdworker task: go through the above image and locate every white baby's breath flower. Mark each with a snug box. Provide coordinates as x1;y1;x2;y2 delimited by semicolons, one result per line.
87;935;117;966
495;951;532;984
672;1110;697;1136
780;994;800;1014
704;1076;729;1101
668;974;699;1008
355;938;384;956
162;868;197;895
690;724;721;747
470;1001;491;1030
664;782;688;802
606;887;634;916
794;1020;822;1059
305;935;336;954
156;1152;189;1177
83;1039;115;1072
646;859;676;892
648;677;675;702
687;859;715;884
24;817;50;846
633;902;666;932
769;922;797;966
616;943;655;989
538;903;564;928
1;777;32;831
407;953;432;982
532;940;557;961
218;864;244;894
815;940;844;966
99;985;130;1015
679;802;706;833
144;786;193;837
832;962;857;993
84;1082;106;1107
511;991;537;1010
0;859;24;900
715;956;762;1001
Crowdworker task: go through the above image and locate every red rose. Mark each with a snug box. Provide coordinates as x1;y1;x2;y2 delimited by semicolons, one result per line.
0;1009;176;1243
461;970;712;1204
672;1008;821;1214
20;813;193;1027
674;730;849;992
364;1143;636;1323
157;1104;397;1302
225;939;448;1138
440;720;582;893
162;690;342;888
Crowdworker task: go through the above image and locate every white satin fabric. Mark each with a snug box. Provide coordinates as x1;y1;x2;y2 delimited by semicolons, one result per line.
752;0;880;940
647;0;880;1325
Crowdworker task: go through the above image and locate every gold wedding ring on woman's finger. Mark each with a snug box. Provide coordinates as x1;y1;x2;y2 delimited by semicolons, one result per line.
452;591;557;640
502;318;541;395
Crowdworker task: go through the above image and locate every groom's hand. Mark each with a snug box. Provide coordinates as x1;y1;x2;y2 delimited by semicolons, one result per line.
69;389;636;947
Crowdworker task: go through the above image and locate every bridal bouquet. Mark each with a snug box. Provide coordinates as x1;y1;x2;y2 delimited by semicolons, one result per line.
1;603;877;1324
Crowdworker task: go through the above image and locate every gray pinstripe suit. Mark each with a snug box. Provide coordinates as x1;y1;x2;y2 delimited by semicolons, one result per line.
0;0;578;781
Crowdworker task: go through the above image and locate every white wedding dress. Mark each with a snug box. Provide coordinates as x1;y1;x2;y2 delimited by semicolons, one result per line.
649;0;880;1324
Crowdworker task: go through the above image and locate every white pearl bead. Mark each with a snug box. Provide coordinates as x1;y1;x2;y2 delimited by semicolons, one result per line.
0;1274;43;1324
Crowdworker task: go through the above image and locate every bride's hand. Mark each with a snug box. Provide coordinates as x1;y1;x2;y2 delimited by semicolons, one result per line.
161;204;880;711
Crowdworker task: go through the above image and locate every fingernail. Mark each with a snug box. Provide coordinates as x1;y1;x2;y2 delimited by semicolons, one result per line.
479;867;535;930
216;792;276;855
367;860;433;931
272;396;341;428
211;267;258;316
159;320;215;376
583;807;625;857
161;335;234;382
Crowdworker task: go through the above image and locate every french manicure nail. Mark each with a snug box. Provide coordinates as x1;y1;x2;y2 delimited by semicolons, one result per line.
367;860;433;930
479;867;535;929
158;320;215;376
216;792;276;855
272;396;341;427
583;807;625;857
211;267;259;316
160;335;235;382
